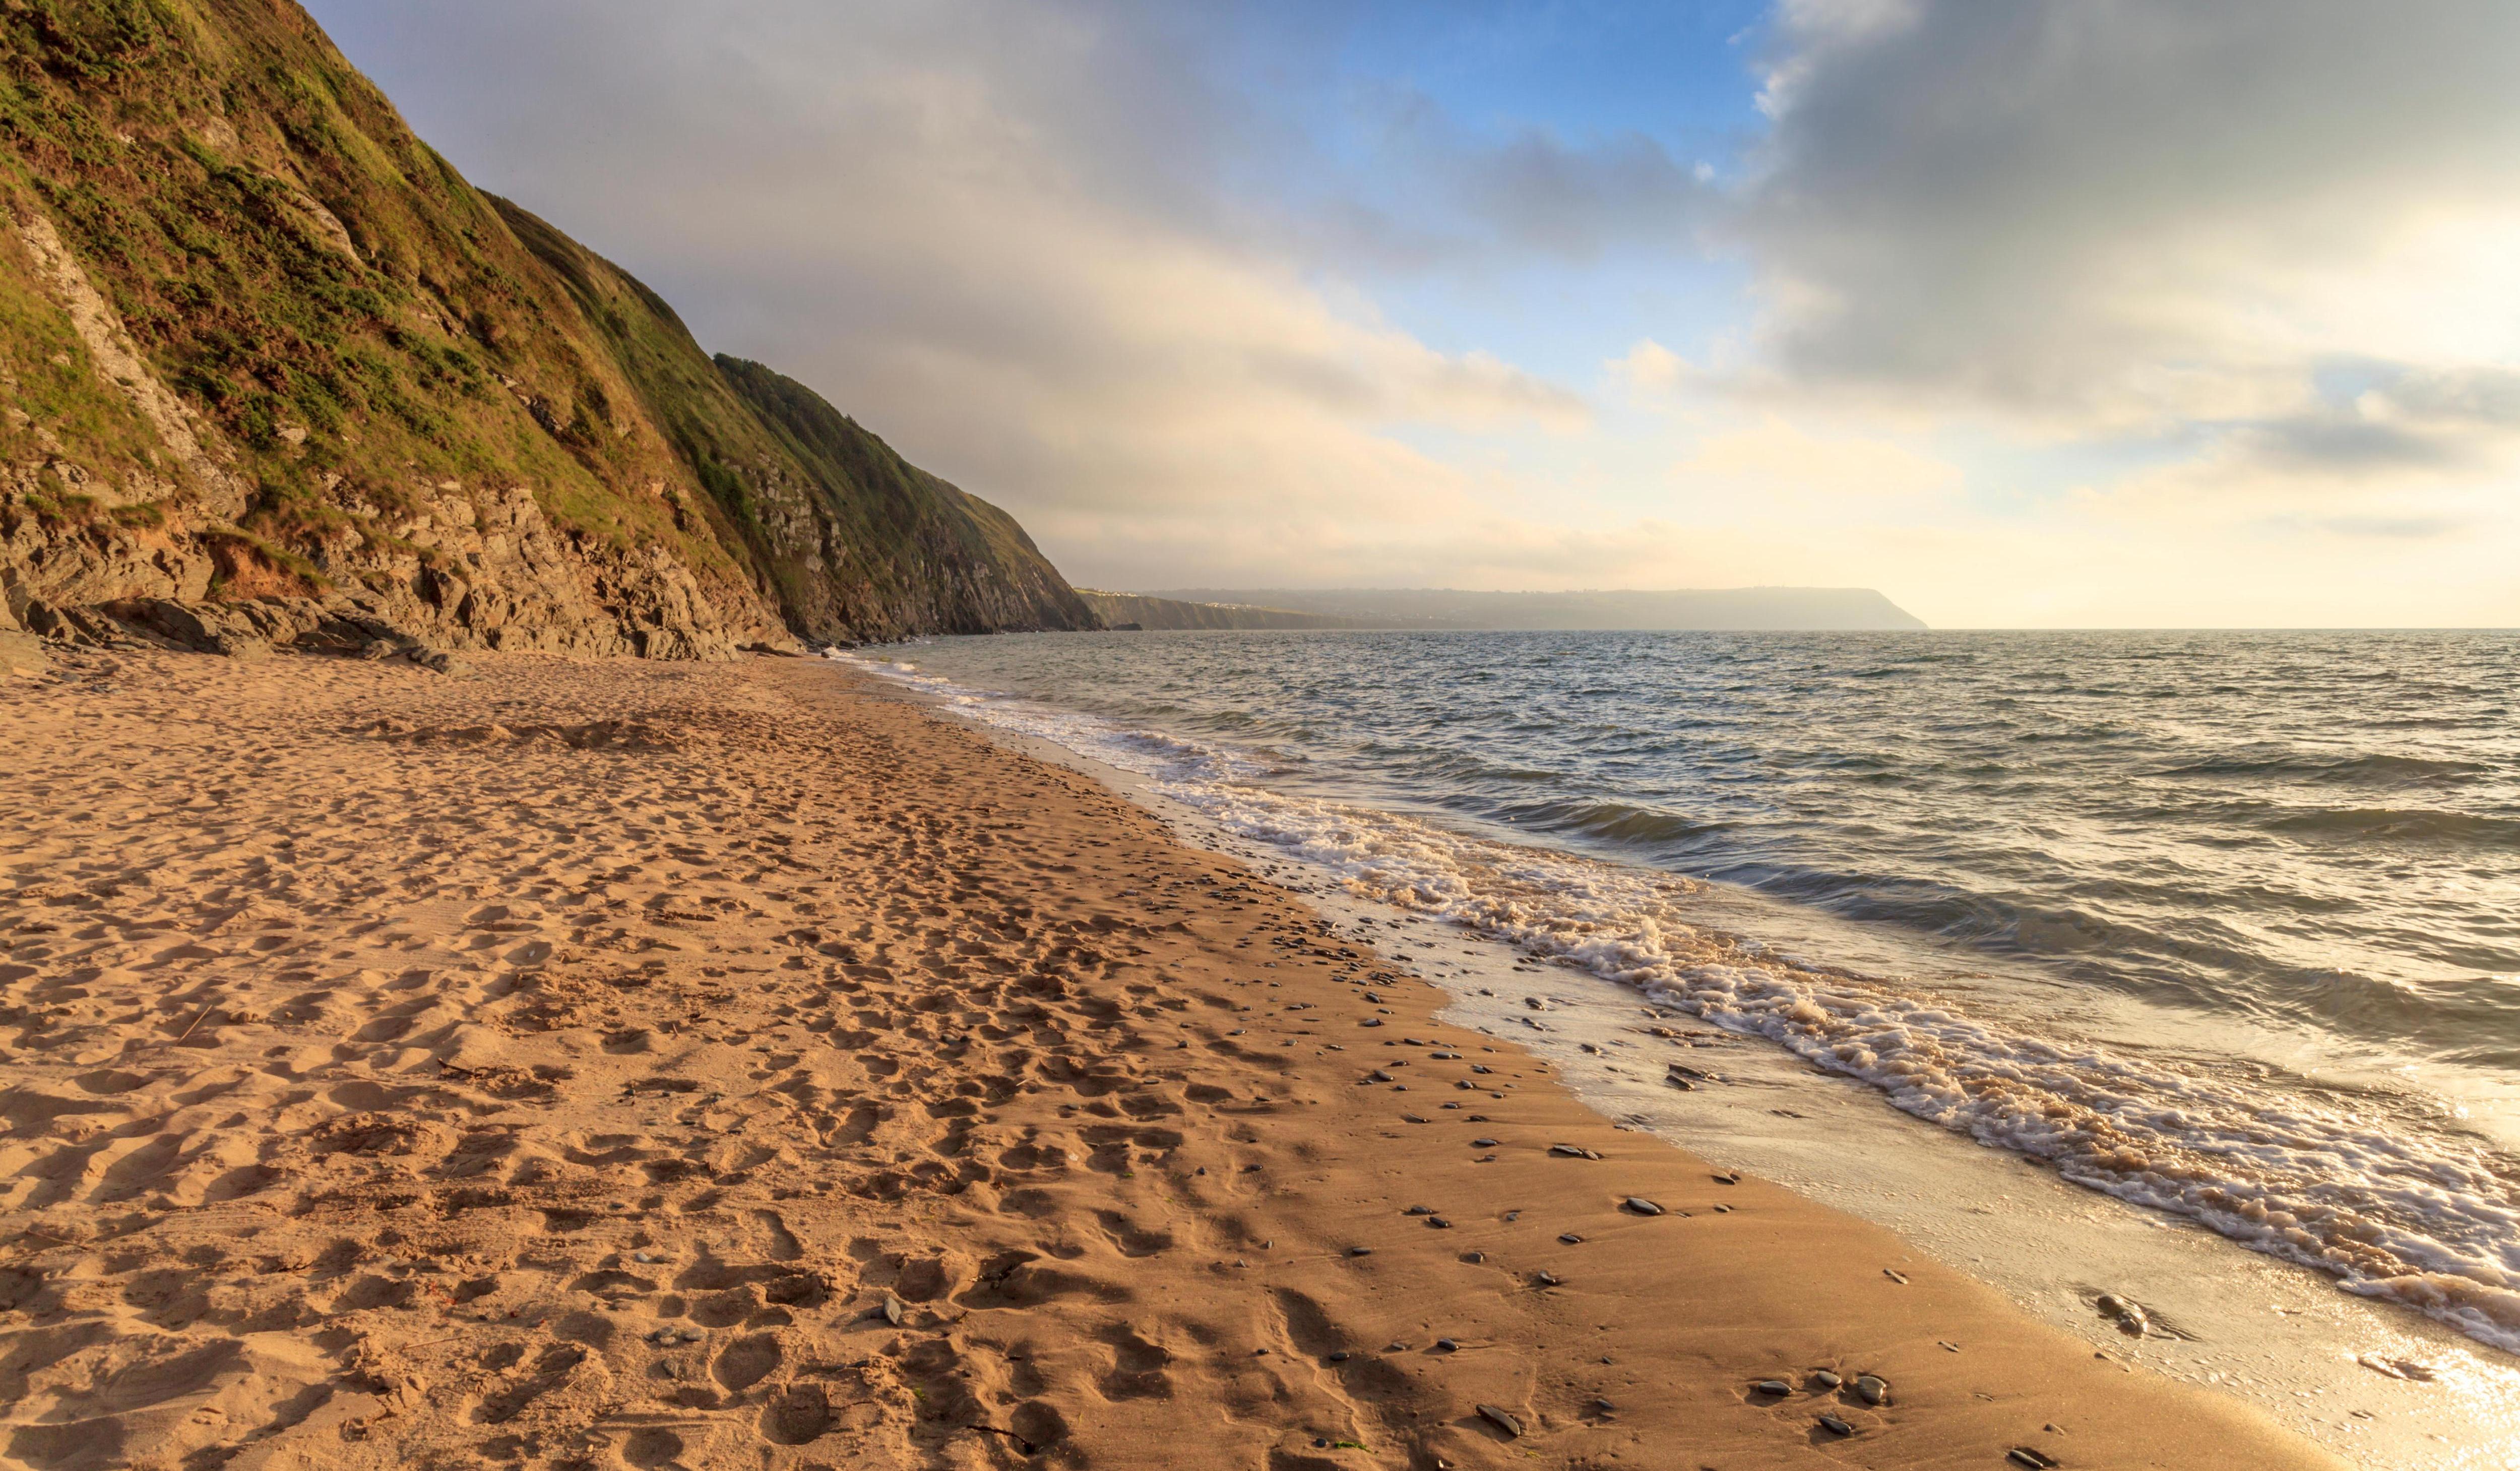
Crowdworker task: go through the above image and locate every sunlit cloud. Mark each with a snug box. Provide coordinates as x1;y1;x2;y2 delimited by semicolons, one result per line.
305;0;2520;625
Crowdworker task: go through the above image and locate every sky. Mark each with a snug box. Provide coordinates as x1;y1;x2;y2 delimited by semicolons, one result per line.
303;0;2520;628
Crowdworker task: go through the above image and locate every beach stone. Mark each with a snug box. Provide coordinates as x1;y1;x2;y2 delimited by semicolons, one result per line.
0;630;48;678
1752;1379;1791;1397
1428;1216;1452;1229
1472;1138;1499;1147
1406;1205;1435;1215
2008;1451;2060;1469
1558;1233;1583;1245
1327;1351;1351;1363
1475;1404;1525;1438
1549;1143;1601;1159
1818;1414;1854;1436
1623;1197;1664;1215
1533;1270;1562;1286
1811;1370;1843;1389
2096;1293;2149;1335
880;1294;905;1326
1855;1374;1889;1405
1435;1338;1460;1351
1348;1247;1372;1257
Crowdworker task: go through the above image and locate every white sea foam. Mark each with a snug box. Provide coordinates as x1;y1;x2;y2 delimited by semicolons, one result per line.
840;653;2520;1354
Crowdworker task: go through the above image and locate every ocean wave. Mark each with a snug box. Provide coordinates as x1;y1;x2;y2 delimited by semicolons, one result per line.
2261;807;2520;846
839;651;2520;1356
2158;751;2491;787
1493;798;1733;846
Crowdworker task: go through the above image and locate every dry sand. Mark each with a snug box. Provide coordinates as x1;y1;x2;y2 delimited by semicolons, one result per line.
0;648;2347;1470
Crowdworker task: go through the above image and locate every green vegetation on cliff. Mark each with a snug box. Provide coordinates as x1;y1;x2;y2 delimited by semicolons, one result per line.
0;0;1094;649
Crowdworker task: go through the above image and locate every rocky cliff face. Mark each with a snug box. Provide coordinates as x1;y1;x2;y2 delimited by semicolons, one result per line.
0;0;1096;665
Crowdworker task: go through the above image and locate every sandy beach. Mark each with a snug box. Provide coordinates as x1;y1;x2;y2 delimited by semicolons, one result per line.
0;648;2346;1470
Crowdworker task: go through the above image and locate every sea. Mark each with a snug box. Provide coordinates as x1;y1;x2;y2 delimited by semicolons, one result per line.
839;628;2520;1457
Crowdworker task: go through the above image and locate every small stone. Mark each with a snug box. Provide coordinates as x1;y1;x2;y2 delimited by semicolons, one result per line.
1472;1138;1499;1147
1712;1171;1740;1184
2096;1293;2148;1335
2007;1451;2060;1469
881;1294;905;1326
1855;1374;1889;1406
1370;1070;1395;1083
1428;1217;1452;1229
1624;1197;1664;1216
1751;1379;1791;1396
1435;1338;1460;1351
1384;1341;1407;1353
1463;1251;1485;1264
1533;1271;1563;1286
1328;1351;1351;1363
1361;1018;1384;1027
1883;1268;1910;1284
1475;1404;1524;1439
1406;1205;1436;1215
1348;1247;1373;1257
1549;1143;1602;1159
1818;1414;1854;1436
1558;1233;1584;1245
633;1251;666;1264
1592;1397;1615;1413
1811;1370;1843;1389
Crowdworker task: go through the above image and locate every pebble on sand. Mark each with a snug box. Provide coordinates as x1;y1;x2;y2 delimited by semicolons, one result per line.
1623;1196;1664;1215
1855;1374;1891;1406
1475;1404;1525;1438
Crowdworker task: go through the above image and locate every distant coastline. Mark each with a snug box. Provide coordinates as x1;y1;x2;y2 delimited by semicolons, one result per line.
1122;586;1928;631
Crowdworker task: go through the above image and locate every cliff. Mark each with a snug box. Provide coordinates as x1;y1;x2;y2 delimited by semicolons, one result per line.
1077;590;1367;631
0;0;1095;666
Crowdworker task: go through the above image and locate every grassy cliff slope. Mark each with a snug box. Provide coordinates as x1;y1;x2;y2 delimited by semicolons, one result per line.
0;0;1094;657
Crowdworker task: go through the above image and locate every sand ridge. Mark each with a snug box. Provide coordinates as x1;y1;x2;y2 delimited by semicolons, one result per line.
0;649;2341;1469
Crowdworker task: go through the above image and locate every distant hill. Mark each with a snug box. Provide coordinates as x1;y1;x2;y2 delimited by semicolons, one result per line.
1077;591;1368;631
0;0;1095;661
1142;588;1928;631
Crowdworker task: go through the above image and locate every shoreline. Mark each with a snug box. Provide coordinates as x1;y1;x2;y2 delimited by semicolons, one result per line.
1;648;2348;1468
854;643;2520;1468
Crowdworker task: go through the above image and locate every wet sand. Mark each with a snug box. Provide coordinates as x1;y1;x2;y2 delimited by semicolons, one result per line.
0;649;2346;1469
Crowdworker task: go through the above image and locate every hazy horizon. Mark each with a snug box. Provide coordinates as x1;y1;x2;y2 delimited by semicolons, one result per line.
306;1;2520;629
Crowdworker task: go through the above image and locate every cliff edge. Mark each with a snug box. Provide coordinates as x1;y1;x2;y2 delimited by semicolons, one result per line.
0;0;1095;664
